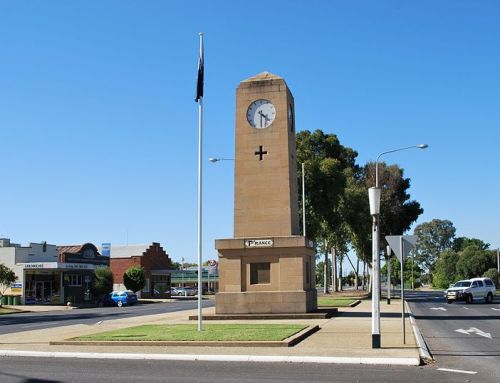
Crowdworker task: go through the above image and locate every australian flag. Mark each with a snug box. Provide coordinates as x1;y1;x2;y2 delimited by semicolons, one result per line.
195;36;204;102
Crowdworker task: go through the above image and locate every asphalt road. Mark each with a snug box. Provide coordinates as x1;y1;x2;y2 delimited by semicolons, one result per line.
0;357;466;383
0;300;214;335
407;290;500;383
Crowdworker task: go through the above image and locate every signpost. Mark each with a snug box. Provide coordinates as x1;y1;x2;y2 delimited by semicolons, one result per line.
208;259;217;293
101;243;111;257
386;245;392;304
385;235;417;344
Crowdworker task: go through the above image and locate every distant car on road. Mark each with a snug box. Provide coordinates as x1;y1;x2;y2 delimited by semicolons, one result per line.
446;277;496;304
111;291;138;307
170;287;197;296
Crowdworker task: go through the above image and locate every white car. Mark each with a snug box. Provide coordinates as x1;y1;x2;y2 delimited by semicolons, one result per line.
446;277;496;304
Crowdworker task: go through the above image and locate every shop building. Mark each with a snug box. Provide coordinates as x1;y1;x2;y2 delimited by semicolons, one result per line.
57;243;110;304
0;238;108;305
106;242;172;298
171;267;219;293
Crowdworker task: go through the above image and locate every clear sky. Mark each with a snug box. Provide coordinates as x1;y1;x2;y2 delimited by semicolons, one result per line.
1;1;499;265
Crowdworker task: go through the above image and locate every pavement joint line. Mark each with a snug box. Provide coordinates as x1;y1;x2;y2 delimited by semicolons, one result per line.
0;350;420;366
405;301;433;364
437;368;477;375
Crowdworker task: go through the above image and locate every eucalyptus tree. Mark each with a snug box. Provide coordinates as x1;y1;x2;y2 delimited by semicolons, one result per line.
413;219;456;273
344;162;423;291
296;129;358;292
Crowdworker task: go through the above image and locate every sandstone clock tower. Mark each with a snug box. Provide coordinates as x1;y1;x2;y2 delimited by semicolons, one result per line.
215;72;317;314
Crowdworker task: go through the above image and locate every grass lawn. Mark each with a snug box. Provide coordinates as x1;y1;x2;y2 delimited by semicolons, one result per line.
317;297;357;307
73;324;307;342
0;307;18;315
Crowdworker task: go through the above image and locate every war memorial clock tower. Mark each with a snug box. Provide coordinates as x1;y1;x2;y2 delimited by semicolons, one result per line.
215;72;317;314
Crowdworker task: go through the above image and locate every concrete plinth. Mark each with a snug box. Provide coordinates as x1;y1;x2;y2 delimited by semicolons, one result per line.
215;236;317;314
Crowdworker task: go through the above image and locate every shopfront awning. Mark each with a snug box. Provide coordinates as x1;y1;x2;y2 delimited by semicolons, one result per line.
17;262;105;271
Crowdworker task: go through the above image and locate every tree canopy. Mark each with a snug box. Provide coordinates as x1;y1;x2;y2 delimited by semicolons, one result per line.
0;264;17;298
296;129;358;249
413;219;456;273
123;266;146;293
452;237;490;252
91;267;114;297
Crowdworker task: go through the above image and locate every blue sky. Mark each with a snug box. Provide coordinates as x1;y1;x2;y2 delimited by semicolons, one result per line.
0;1;499;265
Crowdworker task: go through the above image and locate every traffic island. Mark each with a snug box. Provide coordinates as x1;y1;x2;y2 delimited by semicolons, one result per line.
317;298;361;308
49;323;320;347
189;308;337;321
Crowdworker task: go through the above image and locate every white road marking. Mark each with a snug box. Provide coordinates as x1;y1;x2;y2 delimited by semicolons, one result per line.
0;350;420;366
21;322;59;329
462;307;469;310
437;368;477;375
430;307;447;311
455;327;492;339
491;308;500;311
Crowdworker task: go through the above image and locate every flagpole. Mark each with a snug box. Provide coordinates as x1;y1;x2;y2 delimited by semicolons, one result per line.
197;32;204;332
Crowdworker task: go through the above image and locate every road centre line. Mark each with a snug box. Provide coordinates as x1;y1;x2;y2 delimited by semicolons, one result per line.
437;368;477;375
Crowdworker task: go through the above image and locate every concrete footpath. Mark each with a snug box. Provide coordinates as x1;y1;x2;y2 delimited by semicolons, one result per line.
0;299;423;366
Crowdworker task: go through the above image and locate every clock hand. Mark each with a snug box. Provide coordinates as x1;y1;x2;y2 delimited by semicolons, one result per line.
262;113;269;126
259;110;264;128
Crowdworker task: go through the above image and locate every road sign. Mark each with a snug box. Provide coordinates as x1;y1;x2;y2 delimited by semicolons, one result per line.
385;235;417;263
384;234;417;345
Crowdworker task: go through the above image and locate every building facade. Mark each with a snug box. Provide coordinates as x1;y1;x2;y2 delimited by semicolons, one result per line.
170;267;219;293
107;243;172;298
0;239;109;305
57;243;110;304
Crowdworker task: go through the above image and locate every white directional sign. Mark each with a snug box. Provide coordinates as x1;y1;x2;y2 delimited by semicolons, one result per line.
385;235;417;263
430;307;447;311
455;327;492;339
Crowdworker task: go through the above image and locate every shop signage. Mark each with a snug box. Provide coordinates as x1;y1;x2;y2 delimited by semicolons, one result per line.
10;282;22;294
60;263;94;270
21;262;95;270
22;263;58;269
244;239;273;248
208;259;217;274
64;254;109;265
101;243;111;257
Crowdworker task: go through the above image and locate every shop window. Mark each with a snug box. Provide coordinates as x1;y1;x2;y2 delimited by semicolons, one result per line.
250;263;270;285
68;274;82;286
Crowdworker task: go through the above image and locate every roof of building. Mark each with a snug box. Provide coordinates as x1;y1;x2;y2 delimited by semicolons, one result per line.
57;245;84;254
103;243;167;259
57;243;99;255
242;71;283;82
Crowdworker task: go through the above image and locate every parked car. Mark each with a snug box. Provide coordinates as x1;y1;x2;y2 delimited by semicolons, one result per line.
171;287;197;296
97;293;116;307
111;291;138;307
446;277;496;304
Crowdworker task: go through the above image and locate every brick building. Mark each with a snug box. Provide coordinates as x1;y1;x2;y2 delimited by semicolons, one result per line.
106;242;172;298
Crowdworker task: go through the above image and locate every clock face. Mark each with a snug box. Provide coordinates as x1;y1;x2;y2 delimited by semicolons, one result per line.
247;99;276;129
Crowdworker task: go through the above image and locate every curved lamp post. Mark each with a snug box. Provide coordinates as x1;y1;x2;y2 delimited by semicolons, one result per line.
208;157;234;163
369;144;428;349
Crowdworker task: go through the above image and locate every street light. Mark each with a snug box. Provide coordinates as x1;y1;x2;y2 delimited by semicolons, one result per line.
208;157;234;163
368;143;428;349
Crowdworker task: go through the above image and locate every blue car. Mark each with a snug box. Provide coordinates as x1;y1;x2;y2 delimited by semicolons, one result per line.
111;291;138;307
97;293;116;307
